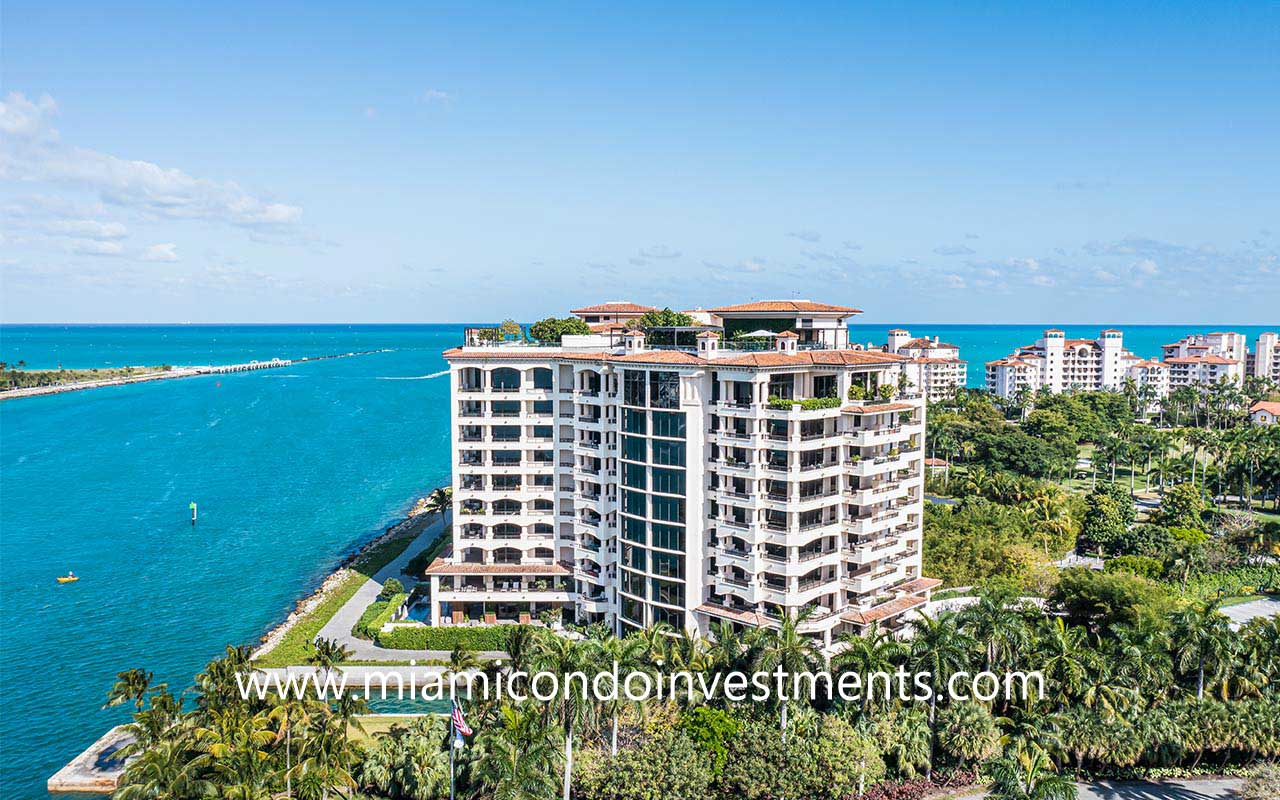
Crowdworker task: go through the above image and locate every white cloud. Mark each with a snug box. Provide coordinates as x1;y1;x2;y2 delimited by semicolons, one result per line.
933;244;976;256
787;229;821;243
639;244;681;259
43;219;128;240
140;243;180;263
421;89;452;104
0;92;305;238
1031;275;1055;287
943;273;967;289
71;240;125;257
1135;258;1159;275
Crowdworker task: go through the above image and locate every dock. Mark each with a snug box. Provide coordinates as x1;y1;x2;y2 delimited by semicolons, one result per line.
47;725;133;794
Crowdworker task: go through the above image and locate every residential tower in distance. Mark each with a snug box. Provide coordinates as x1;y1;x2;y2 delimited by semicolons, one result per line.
428;300;937;651
881;329;968;402
986;327;1279;400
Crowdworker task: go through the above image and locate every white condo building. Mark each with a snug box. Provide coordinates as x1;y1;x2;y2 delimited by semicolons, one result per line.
985;329;1168;399
1247;332;1279;383
428;300;938;650
882;329;968;402
1161;333;1246;389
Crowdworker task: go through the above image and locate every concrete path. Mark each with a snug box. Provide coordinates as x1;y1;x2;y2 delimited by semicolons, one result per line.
1220;597;1280;630
315;512;506;662
953;777;1241;799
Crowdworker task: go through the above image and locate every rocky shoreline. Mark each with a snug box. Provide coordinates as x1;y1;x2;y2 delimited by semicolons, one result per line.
251;494;434;659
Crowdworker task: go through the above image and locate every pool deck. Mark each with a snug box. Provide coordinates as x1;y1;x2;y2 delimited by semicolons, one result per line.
47;725;134;794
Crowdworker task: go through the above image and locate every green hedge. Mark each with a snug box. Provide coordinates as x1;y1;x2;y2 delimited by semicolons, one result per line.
376;624;517;651
766;395;842;411
353;592;408;640
1182;565;1280;601
403;528;451;577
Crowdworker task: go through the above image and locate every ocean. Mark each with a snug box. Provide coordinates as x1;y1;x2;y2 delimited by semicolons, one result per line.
0;322;1274;797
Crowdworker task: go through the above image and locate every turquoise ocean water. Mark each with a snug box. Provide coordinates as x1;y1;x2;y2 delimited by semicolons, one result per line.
0;322;1275;797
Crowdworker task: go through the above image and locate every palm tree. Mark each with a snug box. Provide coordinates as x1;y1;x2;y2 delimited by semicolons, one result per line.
958;591;1029;674
753;607;822;741
308;638;352;699
907;612;973;778
1171;601;1235;700
424;486;452;521
1035;617;1095;702
472;704;561;800
988;740;1077;800
596;634;647;755
104;668;160;711
832;622;905;711
533;634;594;800
115;739;216;800
936;701;1001;768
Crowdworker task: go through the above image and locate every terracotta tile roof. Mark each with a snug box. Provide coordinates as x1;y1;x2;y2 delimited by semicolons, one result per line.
1065;338;1099;348
776;330;800;339
1100;328;1122;333
924;457;950;467
887;328;909;333
607;350;705;365
570;302;656;314
1165;355;1238;365
695;603;775;627
443;348;610;361
901;337;959;349
714;350;902;368
697;330;720;338
707;300;862;314
1250;401;1280;415
898;577;943;593
840;595;926;625
588;322;626;333
423;558;572;576
842;401;915;413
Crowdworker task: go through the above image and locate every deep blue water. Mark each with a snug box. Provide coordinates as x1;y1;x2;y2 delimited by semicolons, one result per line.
0;322;1275;797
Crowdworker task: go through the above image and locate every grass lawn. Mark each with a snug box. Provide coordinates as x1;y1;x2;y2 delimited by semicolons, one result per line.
350;714;433;744
253;520;433;668
1216;594;1266;608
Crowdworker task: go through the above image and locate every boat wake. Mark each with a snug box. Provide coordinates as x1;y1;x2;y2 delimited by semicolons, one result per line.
377;369;449;380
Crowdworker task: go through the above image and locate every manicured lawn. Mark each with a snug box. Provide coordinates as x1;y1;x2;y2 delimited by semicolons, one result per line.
350;714;431;744
1216;594;1266;608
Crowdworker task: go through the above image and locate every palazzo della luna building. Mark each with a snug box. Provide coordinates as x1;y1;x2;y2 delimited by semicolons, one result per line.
423;300;939;650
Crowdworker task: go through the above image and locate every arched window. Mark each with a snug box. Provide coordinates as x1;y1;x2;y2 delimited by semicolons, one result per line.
491;368;520;391
462;547;485;564
532;367;553;390
531;498;553;512
494;547;521;564
532;547;554;560
494;499;521;516
493;523;521;539
532;523;554;536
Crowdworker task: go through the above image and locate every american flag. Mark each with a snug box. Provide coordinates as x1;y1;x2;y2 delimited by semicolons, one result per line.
451;700;472;736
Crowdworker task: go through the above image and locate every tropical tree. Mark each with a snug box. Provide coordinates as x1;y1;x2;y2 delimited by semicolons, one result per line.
753;607;822;741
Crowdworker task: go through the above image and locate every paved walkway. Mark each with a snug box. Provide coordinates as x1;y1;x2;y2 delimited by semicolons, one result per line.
1220;596;1280;629
316;512;505;661
954;777;1241;799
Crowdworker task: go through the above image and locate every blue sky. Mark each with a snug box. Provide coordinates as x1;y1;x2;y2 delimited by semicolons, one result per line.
2;1;1277;323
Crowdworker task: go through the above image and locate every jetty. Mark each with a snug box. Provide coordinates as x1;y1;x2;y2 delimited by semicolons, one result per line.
0;349;390;401
47;725;133;794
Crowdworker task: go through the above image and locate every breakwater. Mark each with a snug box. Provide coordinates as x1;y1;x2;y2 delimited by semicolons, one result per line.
0;349;391;401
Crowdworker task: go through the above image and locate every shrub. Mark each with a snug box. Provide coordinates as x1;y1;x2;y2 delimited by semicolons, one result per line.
1243;765;1280;800
376;624;516;651
378;578;404;600
1105;555;1165;580
353;593;407;640
529;316;592;343
403;530;450;577
576;729;713;800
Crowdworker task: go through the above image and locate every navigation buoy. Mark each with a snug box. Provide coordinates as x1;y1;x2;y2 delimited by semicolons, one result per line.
190;502;198;525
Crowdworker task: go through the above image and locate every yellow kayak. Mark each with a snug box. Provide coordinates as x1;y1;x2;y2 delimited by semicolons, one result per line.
56;575;79;584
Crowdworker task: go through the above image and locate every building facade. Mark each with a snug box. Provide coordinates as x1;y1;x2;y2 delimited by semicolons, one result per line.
428;301;938;650
1161;333;1247;388
1248;332;1279;383
985;329;1167;399
883;329;968;402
